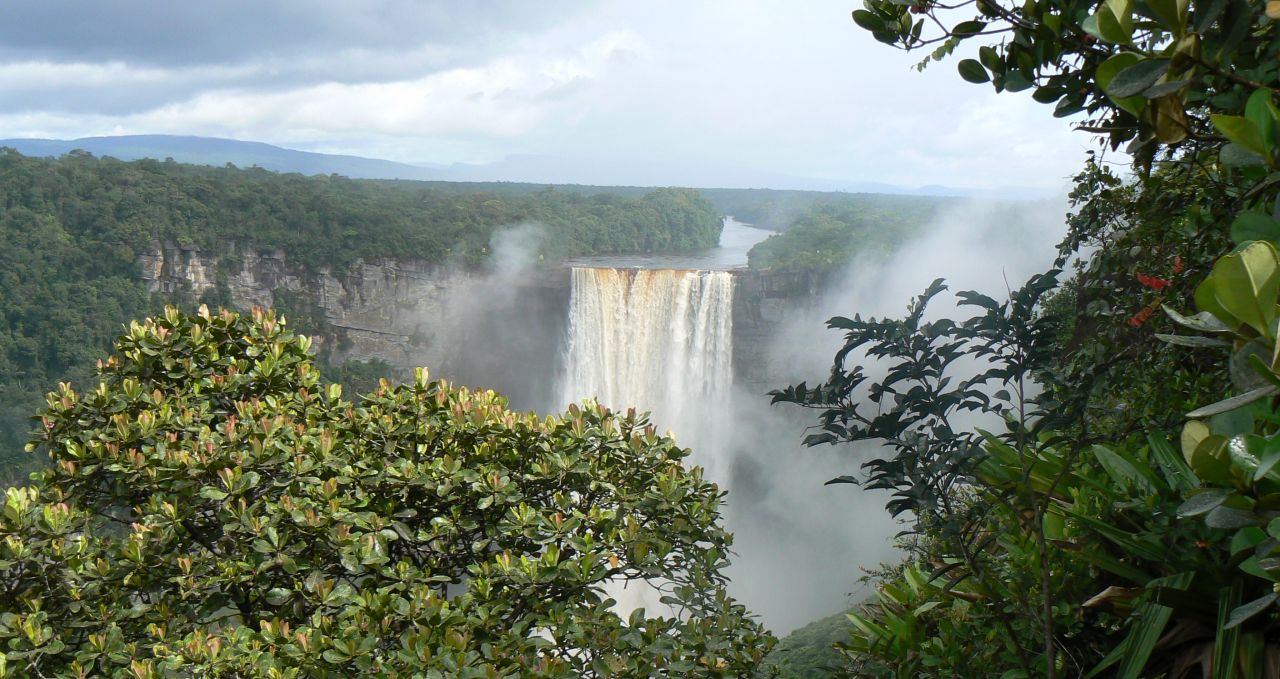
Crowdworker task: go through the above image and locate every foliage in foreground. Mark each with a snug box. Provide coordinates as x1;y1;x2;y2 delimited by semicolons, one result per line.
772;0;1280;674
0;306;773;677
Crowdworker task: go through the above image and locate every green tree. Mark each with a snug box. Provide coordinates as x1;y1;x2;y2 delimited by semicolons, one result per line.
0;306;773;677
770;0;1280;676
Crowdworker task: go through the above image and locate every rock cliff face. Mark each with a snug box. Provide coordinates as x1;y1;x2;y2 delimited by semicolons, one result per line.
138;241;820;409
731;268;833;394
138;241;570;410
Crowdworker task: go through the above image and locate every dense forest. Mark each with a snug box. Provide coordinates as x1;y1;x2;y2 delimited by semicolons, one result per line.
0;150;723;485
381;179;949;234
699;188;950;232
744;199;940;272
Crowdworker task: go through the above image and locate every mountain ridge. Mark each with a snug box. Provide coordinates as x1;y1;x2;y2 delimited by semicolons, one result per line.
0;134;1051;197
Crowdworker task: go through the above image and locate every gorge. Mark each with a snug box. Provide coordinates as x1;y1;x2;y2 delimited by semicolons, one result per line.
135;217;880;633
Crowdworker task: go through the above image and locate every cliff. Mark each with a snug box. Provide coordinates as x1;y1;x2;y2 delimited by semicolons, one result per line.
138;241;569;410
138;241;821;408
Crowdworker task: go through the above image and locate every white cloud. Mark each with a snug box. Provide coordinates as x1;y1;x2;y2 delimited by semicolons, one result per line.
0;30;647;146
0;0;1095;190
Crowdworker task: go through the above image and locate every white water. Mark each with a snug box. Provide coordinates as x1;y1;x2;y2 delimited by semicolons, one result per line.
559;268;734;469
558;267;736;613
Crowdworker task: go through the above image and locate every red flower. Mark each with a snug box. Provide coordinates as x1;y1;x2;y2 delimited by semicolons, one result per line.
1172;255;1184;274
1136;272;1171;290
1128;308;1154;327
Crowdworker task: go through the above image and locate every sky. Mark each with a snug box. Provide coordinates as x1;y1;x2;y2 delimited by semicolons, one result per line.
0;1;1094;191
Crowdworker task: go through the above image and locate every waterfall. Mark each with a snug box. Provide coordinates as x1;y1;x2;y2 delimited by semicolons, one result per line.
559;268;734;466
557;267;736;613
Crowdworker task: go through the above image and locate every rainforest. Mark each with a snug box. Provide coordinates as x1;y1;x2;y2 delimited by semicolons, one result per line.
1;1;1279;678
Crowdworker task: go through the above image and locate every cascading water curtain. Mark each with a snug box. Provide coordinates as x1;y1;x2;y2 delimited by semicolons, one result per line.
558;267;736;613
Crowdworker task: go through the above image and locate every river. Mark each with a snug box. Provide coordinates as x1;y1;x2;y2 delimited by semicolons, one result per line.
562;216;773;270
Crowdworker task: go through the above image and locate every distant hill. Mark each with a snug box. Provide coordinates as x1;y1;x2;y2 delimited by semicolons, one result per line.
0;135;446;181
764;608;854;678
0;134;1052;198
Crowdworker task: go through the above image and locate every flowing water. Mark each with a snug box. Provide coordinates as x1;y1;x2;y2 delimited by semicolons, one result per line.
558;267;735;475
555;218;766;613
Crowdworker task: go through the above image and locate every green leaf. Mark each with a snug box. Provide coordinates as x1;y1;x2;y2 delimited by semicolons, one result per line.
1186;386;1280;419
1182;420;1212;463
1106;0;1134;31
978;45;1000;70
1002;71;1033;92
1093;444;1158;493
1162;306;1232;333
1145;0;1188;34
1032;85;1065;103
1231;211;1280;246
1215;582;1244;677
1176;488;1231;517
1247;353;1280;389
957;59;990;83
1095;53;1145;116
1081;13;1103;40
953;20;986;35
851;10;886;32
1222;142;1269;168
1141;79;1189;98
1155;334;1232;348
1196;275;1240;332
1206;505;1262;529
1095;5;1134;43
1149;434;1198;492
1254;449;1280;482
1189;434;1234;484
199;487;229;501
1105;572;1193;679
1073;547;1155;585
1246;89;1278;152
1106;59;1171;98
1208;240;1280;338
1212;114;1270;158
1068;509;1168;562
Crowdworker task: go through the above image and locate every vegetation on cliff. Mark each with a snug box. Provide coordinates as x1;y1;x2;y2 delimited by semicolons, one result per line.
698;188;949;232
764;609;854;678
745;200;937;272
773;0;1280;676
0;150;721;485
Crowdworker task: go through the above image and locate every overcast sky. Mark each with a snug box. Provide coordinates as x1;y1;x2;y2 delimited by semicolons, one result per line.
0;1;1092;191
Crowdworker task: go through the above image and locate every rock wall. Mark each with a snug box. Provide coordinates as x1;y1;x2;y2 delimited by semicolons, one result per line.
138;241;570;410
731;268;833;394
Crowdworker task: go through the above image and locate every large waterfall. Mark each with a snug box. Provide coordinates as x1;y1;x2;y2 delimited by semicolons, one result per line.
558;268;735;470
557;267;736;613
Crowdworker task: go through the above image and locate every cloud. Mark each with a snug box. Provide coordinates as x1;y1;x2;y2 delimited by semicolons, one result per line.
0;0;1094;190
0;30;648;146
0;1;584;67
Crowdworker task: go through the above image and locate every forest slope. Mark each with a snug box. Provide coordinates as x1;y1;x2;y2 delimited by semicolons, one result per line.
0;150;721;484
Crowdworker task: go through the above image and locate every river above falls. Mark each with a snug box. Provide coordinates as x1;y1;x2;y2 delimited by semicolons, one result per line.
562;216;773;270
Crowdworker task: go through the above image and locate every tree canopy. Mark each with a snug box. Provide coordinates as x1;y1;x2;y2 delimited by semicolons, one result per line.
0;306;773;677
745;200;937;272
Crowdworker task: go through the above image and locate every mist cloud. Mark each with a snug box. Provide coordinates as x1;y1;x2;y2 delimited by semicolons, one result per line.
717;197;1068;634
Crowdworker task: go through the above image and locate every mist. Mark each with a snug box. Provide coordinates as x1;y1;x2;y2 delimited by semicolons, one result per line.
403;223;568;412
395;199;1070;636
713;196;1069;634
